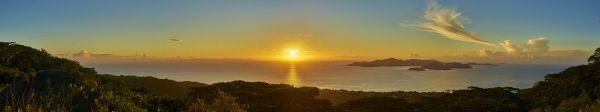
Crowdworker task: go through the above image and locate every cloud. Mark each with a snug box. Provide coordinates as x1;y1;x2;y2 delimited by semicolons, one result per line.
409;53;422;58
500;40;522;54
450;49;504;57
412;2;586;64
73;49;117;58
445;49;590;64
524;37;549;53
168;38;182;42
477;49;503;57
499;37;550;55
60;50;150;63
419;1;497;47
445;36;587;65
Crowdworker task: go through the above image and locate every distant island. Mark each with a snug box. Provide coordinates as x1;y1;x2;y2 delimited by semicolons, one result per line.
347;58;493;71
407;67;426;71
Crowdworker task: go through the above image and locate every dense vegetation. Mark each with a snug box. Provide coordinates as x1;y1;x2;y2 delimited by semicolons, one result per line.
2;41;600;112
102;75;207;98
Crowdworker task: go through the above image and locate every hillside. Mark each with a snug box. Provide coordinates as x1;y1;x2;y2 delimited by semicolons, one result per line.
2;41;600;112
102;75;207;98
0;42;333;111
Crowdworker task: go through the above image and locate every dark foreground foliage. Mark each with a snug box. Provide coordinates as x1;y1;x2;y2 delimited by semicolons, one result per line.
2;41;600;112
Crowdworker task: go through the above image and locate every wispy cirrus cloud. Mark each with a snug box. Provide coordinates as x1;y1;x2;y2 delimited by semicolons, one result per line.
415;1;562;56
419;1;497;47
411;2;588;64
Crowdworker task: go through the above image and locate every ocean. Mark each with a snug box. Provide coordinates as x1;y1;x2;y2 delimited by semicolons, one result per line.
85;60;573;92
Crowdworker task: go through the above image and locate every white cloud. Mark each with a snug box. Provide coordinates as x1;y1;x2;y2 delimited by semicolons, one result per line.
498;37;550;56
524;37;549;53
477;49;502;57
450;49;504;57
73;49;118;58
412;1;586;64
57;50;148;63
444;49;589;64
419;1;497;47
500;40;522;54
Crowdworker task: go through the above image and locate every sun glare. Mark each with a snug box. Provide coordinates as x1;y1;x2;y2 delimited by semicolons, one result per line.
288;49;300;61
289;50;297;57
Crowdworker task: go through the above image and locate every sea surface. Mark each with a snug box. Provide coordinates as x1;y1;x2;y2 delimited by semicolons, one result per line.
86;60;573;92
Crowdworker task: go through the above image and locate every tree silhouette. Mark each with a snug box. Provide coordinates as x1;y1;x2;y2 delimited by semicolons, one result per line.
589;46;600;64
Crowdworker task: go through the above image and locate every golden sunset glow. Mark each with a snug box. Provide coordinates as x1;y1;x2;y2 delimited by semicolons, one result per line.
286;49;301;61
289;50;298;58
3;0;600;111
286;62;301;87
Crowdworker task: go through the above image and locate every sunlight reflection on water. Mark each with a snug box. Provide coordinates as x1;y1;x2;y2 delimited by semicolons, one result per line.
286;62;301;87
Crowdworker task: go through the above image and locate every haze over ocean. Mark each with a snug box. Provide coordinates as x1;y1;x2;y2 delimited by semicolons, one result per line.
87;60;571;91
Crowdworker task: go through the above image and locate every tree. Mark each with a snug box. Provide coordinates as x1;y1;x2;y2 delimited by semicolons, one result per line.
188;81;333;112
335;97;412;112
589;46;600;64
186;91;246;112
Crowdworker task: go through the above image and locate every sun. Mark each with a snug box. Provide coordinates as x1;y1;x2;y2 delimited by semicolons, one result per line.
289;50;298;57
287;49;300;61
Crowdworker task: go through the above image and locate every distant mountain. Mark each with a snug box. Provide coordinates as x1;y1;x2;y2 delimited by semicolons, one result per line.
408;67;426;71
466;62;497;66
348;58;438;67
348;58;473;70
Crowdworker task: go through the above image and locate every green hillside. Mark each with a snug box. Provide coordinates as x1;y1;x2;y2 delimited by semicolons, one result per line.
2;41;600;112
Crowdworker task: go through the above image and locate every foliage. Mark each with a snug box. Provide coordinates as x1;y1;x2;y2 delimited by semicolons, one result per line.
589;46;600;64
2;42;600;112
335;97;412;112
334;87;527;112
0;42;148;111
188;81;333;112
185;91;247;112
522;64;600;110
318;89;442;105
103;75;207;98
0;42;96;77
0;42;332;112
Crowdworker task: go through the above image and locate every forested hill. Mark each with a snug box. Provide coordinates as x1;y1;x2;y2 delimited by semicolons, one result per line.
2;41;600;112
1;42;209;111
101;75;207;98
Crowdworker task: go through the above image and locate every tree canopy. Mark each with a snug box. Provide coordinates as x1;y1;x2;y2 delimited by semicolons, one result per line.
589;46;600;64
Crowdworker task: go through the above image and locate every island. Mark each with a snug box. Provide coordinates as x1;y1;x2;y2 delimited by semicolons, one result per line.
408;67;426;71
348;58;474;71
466;62;497;66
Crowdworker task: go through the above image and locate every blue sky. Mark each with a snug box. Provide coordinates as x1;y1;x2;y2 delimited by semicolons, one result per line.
1;0;599;61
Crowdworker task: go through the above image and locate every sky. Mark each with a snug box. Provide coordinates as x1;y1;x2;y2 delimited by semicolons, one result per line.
1;0;599;64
